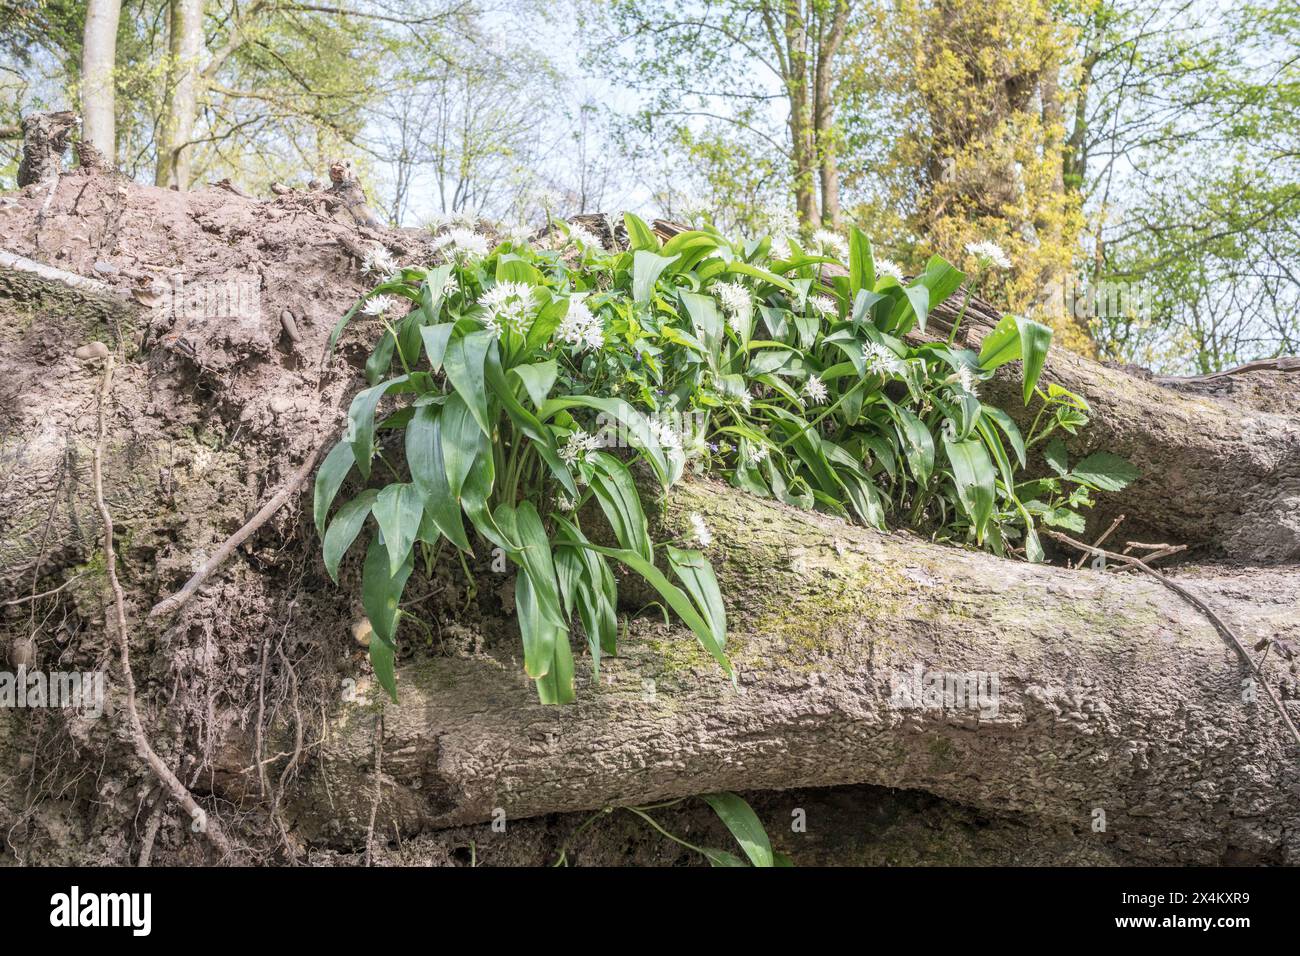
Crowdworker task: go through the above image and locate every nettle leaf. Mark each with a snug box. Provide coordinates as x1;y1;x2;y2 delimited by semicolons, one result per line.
1043;436;1070;477
1069;452;1139;491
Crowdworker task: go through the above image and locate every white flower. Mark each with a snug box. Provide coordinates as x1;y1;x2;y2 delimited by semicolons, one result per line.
808;294;837;317
360;294;395;317
875;258;904;281
652;420;681;450
361;245;398;280
770;235;792;261
478;280;533;336
748;444;769;465
506;224;534;247
560;429;600;465
677;190;712;223
957;364;979;396
555;494;576;512
812;229;849;261
688;512;712;548
763;206;800;239
556;297;605;351
535;188;563;214
866;342;904;377
803;374;828;404
435;228;489;263
565;222;603;250
441;273;459;297
965;240;1011;270
714;280;752;333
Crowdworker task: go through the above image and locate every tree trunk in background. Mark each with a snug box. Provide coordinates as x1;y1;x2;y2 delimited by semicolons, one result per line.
80;0;122;165
155;0;204;190
813;0;851;229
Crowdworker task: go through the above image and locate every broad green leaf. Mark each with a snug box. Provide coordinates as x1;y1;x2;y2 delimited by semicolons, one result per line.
701;793;774;868
1043;436;1069;477
511;360;558;410
891;406;934;486
347;375;409;481
440;392;480;499
362;536;414;701
420;323;455;373
443;329;494;437
405;404;470;552
978;314;1053;403
322;489;377;583
943;436;996;542
623;212;660;252
666;546;726;648
589;453;653;562
632;250;680;304
373;482;423;577
314;439;356;535
848;227;875;296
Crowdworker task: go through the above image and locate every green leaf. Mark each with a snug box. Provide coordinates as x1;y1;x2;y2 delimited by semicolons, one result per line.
373;482;423;577
439;392;480;499
362;536;414;701
632;250;679;304
515;569;575;704
943;436;996;542
701;793;774;867
589;453;653;562
346;375;409;481
666;546;726;649
1043;436;1069;477
420;323;455;374
540;395;675;488
1069;452;1139;491
443;329;494;438
511;360;558;410
978;314;1053;403
623;212;660;252
405;404;470;552
314;439;356;535
891;406;934;486
849;227;875;296
322;489;377;583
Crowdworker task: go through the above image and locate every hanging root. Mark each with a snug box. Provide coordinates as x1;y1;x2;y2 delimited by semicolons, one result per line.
90;355;237;861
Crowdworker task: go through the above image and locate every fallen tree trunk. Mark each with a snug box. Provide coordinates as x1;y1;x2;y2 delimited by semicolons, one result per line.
248;480;1300;864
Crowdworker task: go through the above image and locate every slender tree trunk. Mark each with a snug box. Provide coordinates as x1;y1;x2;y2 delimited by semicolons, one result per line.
80;0;122;165
785;6;820;226
155;0;204;190
813;0;850;229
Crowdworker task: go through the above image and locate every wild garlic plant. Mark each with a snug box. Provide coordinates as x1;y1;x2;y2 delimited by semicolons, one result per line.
316;214;1133;704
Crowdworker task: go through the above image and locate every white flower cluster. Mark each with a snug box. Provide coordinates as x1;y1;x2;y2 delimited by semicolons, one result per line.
812;229;849;262
361;245;398;280
441;273;459;297
559;428;601;466
505;224;535;248
556;297;605;351
565;223;604;250
477;280;533;336
426;209;478;231
808;294;837;317
965;240;1011;270
956;364;979;396
875;258;904;281
688;512;712;548
866;342;905;377
434;228;489;264
803;374;828;404
714;280;752;333
360;294;395;317
651;419;681;450
748;444;769;465
534;188;563;214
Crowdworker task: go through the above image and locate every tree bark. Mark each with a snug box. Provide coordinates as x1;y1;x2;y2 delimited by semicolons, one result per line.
242;480;1300;864
80;0;122;166
155;0;205;190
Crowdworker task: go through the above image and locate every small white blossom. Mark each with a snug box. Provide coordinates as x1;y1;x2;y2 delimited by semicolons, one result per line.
808;294;837;317
560;429;600;465
361;245;398;279
763;206;800;240
688;512;712;548
441;273;460;297
875;258;904;281
535;188;563;214
803;374;828;404
478;280;533;336
812;229;849;261
505;224;534;247
555;494;576;512
360;294;395;317
748;444;769;465
435;228;489;263
957;364;979;396
965;240;1011;270
565;222;604;250
652;420;681;450
770;235;792;261
714;280;752;333
866;342;904;377
556;297;605;351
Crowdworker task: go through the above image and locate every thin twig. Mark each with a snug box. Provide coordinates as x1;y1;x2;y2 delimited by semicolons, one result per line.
364;715;384;867
1043;529;1300;749
2;572;86;607
148;441;325;619
90;356;236;858
1074;513;1125;569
